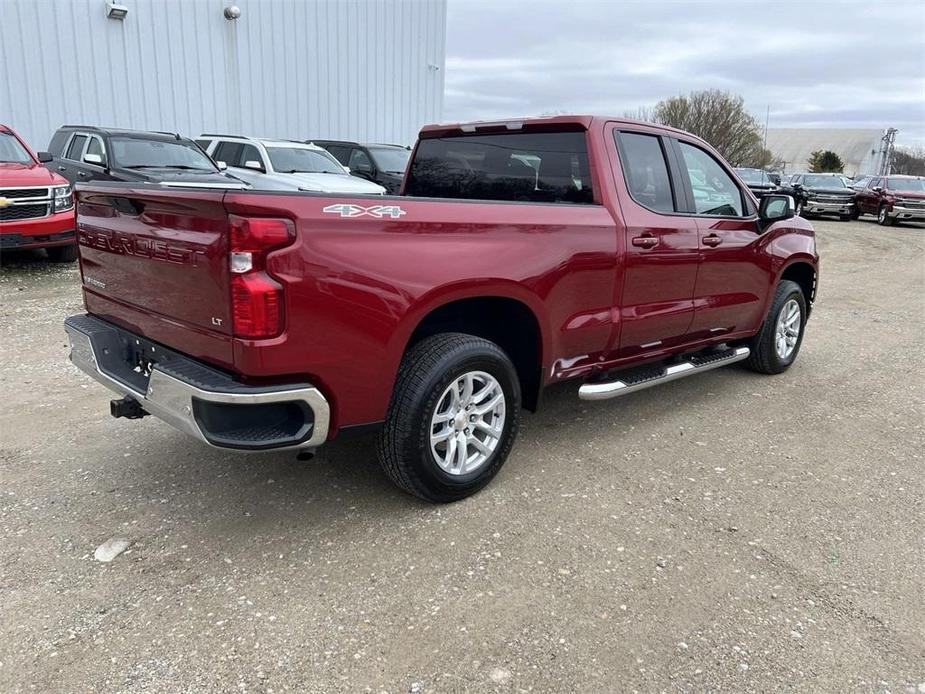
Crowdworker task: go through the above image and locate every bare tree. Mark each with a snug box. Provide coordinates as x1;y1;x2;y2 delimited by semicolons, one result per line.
647;90;767;167
892;147;925;176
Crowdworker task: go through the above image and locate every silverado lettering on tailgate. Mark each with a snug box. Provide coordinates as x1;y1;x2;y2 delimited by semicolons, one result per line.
78;227;207;267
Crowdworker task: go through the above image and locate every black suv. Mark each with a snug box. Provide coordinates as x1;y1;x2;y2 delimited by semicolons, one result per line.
47;126;246;188
308;140;410;194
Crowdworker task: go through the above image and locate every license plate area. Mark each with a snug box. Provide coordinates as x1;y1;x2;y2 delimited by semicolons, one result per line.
74;322;180;396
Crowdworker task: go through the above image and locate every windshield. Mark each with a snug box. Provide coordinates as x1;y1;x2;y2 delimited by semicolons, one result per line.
267;147;345;174
0;132;34;164
888;178;925;192
735;168;768;184
802;174;846;188
111;137;216;170
368;147;410;173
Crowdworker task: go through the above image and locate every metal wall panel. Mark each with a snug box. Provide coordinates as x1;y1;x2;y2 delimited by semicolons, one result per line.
0;0;446;151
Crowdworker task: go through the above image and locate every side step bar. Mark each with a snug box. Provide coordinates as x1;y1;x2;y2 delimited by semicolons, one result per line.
578;346;750;401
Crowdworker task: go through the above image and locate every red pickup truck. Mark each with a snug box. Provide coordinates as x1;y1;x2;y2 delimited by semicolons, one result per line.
1;124;77;261
65;116;818;502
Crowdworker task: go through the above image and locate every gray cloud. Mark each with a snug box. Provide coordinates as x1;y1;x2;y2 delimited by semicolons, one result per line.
445;0;925;147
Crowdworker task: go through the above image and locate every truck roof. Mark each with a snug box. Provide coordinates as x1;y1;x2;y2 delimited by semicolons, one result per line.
417;115;695;140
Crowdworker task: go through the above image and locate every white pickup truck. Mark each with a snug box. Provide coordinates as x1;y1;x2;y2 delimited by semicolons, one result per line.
196;134;386;195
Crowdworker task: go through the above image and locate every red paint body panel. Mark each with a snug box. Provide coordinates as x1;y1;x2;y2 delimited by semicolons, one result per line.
0;124;76;249
73;115;819;437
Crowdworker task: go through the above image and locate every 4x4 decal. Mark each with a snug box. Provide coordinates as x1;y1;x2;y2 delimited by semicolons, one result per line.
322;203;406;219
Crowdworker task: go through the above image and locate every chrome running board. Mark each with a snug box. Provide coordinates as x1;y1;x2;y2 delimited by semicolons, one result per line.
578;346;750;401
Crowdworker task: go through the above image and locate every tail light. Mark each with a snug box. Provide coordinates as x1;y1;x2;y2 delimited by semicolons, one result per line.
228;215;295;339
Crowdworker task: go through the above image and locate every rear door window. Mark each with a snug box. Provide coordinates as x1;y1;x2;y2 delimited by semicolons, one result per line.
65;134;88;161
405;131;595;204
614;132;676;213
213;142;243;167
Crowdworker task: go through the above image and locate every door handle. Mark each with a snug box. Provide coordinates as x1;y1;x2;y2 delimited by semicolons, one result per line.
58;166;67;172
77;171;88;177
702;234;723;247
632;235;658;249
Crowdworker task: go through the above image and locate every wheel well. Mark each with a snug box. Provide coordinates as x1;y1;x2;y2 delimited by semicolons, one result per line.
408;297;543;411
781;262;815;309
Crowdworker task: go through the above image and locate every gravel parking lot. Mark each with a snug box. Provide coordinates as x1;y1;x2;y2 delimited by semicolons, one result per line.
1;217;923;693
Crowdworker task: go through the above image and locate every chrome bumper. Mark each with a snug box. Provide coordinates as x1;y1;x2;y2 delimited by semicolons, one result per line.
890;206;925;221
804;200;854;214
65;315;330;451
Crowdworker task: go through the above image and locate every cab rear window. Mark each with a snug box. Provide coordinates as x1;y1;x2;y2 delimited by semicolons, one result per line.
405;131;595;204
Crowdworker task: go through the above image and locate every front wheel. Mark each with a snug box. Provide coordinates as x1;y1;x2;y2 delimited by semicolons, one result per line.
877;205;894;226
745;280;807;374
377;333;521;502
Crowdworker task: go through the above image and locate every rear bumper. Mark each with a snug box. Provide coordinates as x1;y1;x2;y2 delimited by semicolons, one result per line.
64;314;330;451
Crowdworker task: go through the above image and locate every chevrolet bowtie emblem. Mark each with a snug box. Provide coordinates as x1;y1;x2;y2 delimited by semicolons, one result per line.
0;197;10;208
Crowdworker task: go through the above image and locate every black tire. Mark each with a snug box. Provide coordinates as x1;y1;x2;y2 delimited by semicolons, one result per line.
877;205;894;226
46;244;78;262
745;280;807;375
376;333;521;503
839;214;852;222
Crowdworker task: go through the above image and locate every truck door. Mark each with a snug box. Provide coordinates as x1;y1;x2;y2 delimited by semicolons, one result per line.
670;138;768;338
610;128;699;355
55;133;88;184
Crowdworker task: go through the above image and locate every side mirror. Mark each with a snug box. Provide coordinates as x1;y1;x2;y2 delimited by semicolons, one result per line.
244;160;265;172
872;186;883;193
216;161;228;171
759;194;795;227
36;151;54;163
84;153;105;167
792;182;803;189
343;166;351;173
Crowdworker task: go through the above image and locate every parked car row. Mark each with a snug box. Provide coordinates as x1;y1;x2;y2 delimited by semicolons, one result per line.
2;123;415;260
734;166;925;225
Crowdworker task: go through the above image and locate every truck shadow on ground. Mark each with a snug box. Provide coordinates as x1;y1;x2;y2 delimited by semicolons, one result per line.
97;364;769;541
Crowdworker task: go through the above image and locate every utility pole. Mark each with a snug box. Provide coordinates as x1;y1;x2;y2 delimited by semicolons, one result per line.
878;128;898;175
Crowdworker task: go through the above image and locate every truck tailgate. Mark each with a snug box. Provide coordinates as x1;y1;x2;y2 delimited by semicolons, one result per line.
76;185;235;368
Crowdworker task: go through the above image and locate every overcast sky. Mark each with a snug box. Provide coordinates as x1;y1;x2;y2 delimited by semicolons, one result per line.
444;0;925;148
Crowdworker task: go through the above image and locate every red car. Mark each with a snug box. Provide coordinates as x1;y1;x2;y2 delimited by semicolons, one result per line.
854;174;925;226
0;124;76;261
64;115;819;502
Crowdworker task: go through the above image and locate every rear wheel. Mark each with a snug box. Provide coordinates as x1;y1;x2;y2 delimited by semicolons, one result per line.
745;280;807;374
377;333;521;502
877;205;894;226
46;244;78;262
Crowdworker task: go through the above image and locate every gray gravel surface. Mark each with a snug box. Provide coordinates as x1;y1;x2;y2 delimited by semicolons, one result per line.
1;218;923;693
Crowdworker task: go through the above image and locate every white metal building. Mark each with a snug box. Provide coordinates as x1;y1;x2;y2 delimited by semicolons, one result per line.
0;0;447;152
764;128;884;176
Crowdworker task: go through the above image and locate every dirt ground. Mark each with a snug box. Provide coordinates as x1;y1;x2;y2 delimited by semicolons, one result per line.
1;217;923;693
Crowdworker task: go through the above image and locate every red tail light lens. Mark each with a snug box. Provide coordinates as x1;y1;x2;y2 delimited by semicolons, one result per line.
228;216;295;339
